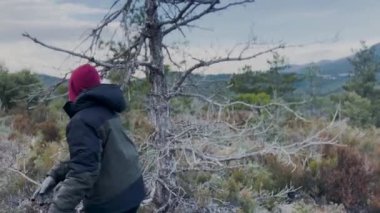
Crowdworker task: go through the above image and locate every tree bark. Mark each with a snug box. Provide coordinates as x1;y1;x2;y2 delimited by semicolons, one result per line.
146;0;170;142
145;0;173;209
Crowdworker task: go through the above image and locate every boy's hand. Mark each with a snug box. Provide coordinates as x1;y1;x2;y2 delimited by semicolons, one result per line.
31;176;57;205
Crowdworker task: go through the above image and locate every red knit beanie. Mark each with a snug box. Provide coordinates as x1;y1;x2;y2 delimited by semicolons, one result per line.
68;64;101;102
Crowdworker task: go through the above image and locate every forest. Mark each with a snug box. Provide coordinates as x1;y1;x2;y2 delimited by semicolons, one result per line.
1;1;380;213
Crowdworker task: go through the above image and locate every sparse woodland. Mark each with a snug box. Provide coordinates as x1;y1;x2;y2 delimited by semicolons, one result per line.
1;1;380;213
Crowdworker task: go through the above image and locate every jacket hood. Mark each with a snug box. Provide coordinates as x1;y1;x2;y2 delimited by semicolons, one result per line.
64;84;127;117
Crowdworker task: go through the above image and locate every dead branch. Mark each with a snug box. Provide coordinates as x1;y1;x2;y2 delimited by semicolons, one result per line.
159;1;194;27
22;33;151;79
162;0;255;36
22;33;115;68
162;44;182;69
88;0;134;49
172;92;307;122
170;44;285;93
7;167;40;186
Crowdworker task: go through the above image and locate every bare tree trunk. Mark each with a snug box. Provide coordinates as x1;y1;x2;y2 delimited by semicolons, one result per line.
146;0;170;142
145;0;173;209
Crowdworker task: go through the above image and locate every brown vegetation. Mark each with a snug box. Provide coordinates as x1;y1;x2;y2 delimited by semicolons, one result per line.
36;120;61;142
319;146;370;212
12;114;36;136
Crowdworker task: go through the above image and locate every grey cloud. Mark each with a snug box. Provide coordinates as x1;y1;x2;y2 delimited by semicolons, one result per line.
0;0;104;42
0;21;95;42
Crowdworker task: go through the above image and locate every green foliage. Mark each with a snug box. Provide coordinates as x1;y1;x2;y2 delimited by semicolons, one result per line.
369;90;380;127
107;69;150;111
344;42;380;98
231;53;300;99
170;96;194;114
336;42;380;127
179;166;278;212
237;188;257;213
293;201;314;213
332;92;374;127
127;79;150;110
28;141;64;176
305;63;321;96
122;110;154;141
0;67;42;110
236;92;271;106
55;83;68;95
303;64;323;115
262;154;308;191
222;168;259;212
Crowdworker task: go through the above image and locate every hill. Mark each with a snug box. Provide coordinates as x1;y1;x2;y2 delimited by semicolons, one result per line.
37;74;62;87
288;43;380;94
189;42;380;96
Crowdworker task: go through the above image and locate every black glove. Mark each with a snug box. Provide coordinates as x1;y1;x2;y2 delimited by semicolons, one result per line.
31;176;57;205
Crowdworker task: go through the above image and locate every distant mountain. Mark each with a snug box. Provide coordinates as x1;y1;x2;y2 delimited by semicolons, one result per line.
289;43;380;74
189;43;380;96
37;74;63;87
287;43;380;95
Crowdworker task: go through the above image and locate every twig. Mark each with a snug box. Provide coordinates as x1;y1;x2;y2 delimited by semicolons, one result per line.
23;33;115;68
7;167;40;186
170;44;285;93
162;1;255;35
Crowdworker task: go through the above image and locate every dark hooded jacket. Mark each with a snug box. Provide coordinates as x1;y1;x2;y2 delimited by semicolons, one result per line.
47;84;145;213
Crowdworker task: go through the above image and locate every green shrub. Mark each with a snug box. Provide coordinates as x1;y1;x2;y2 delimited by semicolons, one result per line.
122;110;154;142
332;92;374;128
23;140;66;179
0;69;42;110
237;187;256;213
236;92;271;106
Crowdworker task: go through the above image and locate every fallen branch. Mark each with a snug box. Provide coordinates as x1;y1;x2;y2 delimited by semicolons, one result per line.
7;167;40;186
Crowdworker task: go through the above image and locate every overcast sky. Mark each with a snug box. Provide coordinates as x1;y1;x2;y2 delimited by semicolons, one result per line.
0;0;379;77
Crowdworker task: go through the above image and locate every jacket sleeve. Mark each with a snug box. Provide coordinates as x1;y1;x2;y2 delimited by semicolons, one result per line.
49;118;102;213
47;160;70;182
